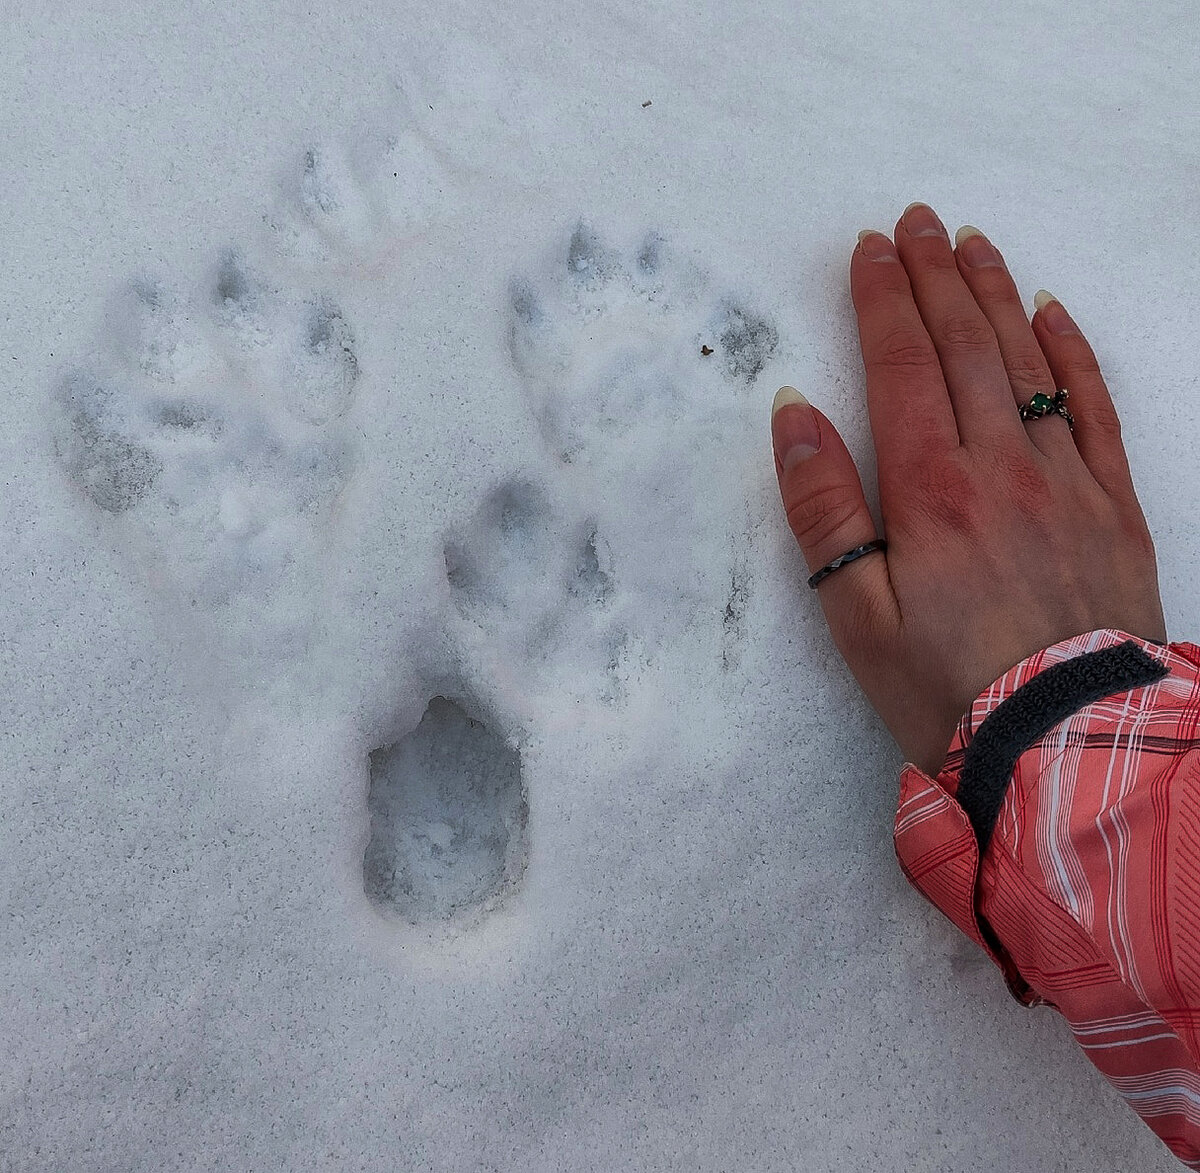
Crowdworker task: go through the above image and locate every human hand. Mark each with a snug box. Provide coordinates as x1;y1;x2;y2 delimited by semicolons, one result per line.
771;202;1168;779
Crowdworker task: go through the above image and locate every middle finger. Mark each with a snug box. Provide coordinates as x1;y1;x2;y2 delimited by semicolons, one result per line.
894;202;1028;450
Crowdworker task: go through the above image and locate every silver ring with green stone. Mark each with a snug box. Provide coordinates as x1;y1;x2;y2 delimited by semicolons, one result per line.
1019;388;1075;432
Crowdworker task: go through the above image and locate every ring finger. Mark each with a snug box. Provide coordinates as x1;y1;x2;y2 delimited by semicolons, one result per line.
950;220;1081;462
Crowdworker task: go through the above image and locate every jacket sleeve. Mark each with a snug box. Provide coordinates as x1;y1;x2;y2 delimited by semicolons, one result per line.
893;627;1200;1169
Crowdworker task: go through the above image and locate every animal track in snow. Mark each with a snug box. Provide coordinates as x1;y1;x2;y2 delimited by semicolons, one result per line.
49;253;360;654
263;118;456;275
259;26;573;276
262;36;557;276
506;223;778;654
364;696;527;924
507;222;779;468
442;476;630;704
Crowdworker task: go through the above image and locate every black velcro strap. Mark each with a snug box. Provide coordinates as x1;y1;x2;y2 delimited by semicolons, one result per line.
956;639;1170;855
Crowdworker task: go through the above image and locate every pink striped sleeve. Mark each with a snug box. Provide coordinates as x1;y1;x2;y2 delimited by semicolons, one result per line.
894;628;1200;1168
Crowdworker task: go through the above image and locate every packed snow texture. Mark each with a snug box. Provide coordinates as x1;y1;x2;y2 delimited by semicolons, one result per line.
3;1;1199;1169
365;696;528;924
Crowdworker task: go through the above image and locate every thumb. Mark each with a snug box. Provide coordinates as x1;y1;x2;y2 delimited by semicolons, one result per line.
771;386;895;628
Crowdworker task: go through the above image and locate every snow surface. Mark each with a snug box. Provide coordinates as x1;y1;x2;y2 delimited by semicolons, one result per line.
3;1;1199;1169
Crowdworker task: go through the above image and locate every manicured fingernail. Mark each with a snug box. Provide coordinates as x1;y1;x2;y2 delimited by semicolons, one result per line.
857;230;898;261
954;225;1002;267
903;202;946;237
1033;290;1080;335
772;386;822;469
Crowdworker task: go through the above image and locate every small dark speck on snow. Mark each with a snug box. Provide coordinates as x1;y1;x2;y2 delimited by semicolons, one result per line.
701;345;713;356
642;99;652;107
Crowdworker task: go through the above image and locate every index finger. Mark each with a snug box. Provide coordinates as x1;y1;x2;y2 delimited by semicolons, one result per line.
850;230;959;476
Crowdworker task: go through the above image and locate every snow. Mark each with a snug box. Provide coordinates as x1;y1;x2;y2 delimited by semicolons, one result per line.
2;1;1197;1169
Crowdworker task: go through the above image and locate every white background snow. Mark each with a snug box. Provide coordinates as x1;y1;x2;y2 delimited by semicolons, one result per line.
3;1;1199;1169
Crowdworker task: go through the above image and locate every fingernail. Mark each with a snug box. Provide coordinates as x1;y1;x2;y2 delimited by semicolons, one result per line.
954;225;1002;267
772;386;822;469
857;230;898;261
1033;289;1080;335
902;201;946;237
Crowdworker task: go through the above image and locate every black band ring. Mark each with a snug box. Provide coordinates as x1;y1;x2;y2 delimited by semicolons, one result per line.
808;539;889;589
